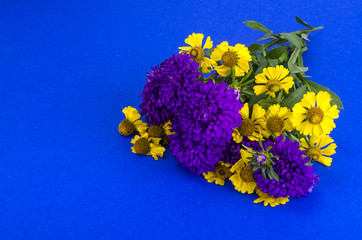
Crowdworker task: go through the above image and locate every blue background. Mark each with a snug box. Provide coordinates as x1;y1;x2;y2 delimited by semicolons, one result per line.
1;0;361;239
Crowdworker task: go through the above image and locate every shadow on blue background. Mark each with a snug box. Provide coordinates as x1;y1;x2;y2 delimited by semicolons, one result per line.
1;0;361;239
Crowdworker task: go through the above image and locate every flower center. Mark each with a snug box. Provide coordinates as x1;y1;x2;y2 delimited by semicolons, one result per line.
215;164;232;179
148;125;164;138
266;79;282;92
255;188;270;198
256;154;267;164
266;116;285;133
189;46;204;62
305;146;322;161
118;119;136;136
221;50;238;67
240;165;255;182
239;118;255;136
306;107;324;125
134;138;150;155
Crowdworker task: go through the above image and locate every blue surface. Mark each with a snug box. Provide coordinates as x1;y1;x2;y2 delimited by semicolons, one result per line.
1;0;361;239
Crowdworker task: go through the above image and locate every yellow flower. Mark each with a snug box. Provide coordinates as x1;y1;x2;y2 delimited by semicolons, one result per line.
229;150;257;194
291;91;339;137
253;65;294;98
210;41;251;77
131;132;165;160
253;189;289;207
232;103;265;143
260;104;293;138
118;106;148;136
300;134;337;166
148;120;173;145
203;162;232;186
179;33;215;74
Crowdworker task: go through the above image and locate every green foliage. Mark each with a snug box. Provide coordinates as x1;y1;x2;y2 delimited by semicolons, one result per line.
238;16;342;112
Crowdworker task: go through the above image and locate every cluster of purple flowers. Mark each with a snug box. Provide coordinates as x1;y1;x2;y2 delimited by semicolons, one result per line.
140;53;319;202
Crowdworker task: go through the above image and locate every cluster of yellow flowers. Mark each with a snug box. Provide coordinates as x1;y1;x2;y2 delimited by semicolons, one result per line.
118;106;172;160
179;32;340;206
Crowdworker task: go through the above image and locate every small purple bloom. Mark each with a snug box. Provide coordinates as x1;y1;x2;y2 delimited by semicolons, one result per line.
256;154;267;164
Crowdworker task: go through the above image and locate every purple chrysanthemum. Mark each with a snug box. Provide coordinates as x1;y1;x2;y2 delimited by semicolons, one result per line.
170;81;243;175
140;53;201;125
221;139;242;165
254;135;319;198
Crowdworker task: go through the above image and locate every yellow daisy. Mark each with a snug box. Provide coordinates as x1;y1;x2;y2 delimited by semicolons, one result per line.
203;162;232;186
260;104;294;138
229;150;257;194
300;134;337;166
179;33;215;74
291;91;339;137
253;189;289;207
253;65;294;98
148;120;173;145
118;106;148;136
232;103;265;143
131;132;165;160
210;41;251;77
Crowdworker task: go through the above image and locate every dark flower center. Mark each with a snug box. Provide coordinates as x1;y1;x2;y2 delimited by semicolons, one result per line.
221;50;238;67
240;165;255;182
190;46;204;62
306;107;324;125
266;116;285;133
148;125;164;138
239;118;255;136
118;119;136;136
306;146;322;161
134;138;150;155
215;164;232;179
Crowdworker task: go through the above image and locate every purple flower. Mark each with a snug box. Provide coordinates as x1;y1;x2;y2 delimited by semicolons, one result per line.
221;139;242;165
140;53;201;125
170;81;243;175
254;135;319;198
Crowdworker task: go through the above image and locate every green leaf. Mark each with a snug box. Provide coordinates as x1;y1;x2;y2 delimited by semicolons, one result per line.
281;85;308;109
252;165;259;172
304;80;344;110
279;33;304;49
268;59;278;67
266;47;287;59
301;33;310;42
243;21;273;34
204;48;215;55
288;48;301;65
248;43;264;55
295;16;313;29
249;93;268;108
288;63;309;73
270;169;280;181
258;98;278;109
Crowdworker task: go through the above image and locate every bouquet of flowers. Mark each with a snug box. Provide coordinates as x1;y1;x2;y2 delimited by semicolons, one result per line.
118;17;343;207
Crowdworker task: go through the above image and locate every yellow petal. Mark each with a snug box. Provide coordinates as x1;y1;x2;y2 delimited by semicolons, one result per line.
203;36;213;49
316;91;332;112
253;85;267;96
322;143;337;156
185;33;204;47
214;65;230;77
178;46;192;52
317;156;332;166
134;121;148;134
149;143;166;160
302;92;316;108
251;104;265;121
122;106;141;122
